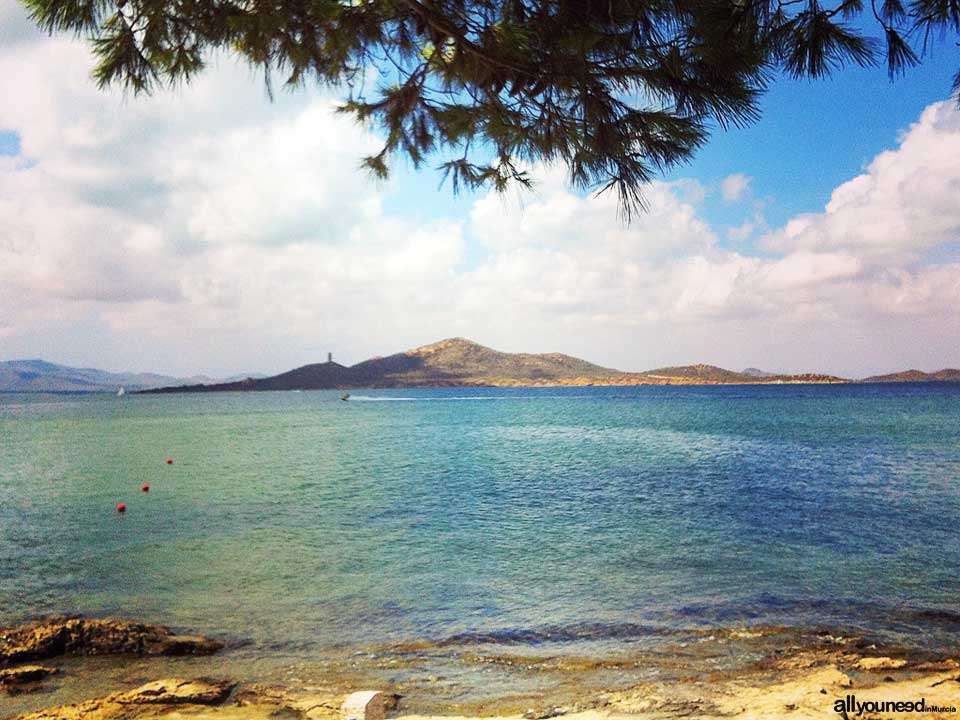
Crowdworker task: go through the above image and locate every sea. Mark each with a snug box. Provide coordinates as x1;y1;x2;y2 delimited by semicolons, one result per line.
1;383;959;714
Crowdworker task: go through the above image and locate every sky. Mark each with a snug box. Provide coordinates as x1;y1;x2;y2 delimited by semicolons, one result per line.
0;0;959;379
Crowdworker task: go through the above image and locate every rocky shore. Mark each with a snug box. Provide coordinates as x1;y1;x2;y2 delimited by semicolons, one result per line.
2;617;958;720
0;617;223;668
0;616;222;699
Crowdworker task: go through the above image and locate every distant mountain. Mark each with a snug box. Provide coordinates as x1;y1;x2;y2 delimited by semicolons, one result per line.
642;364;756;383
10;345;954;394
221;361;355;391
222;373;269;383
143;338;849;393
0;359;220;393
742;367;775;378
861;369;960;383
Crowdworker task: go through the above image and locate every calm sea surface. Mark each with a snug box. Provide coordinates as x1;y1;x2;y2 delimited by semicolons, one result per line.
2;384;959;711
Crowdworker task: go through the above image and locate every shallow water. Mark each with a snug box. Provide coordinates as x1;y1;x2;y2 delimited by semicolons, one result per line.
2;384;959;712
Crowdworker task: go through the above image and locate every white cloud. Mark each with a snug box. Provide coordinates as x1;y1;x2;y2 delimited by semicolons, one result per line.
727;220;756;242
0;0;958;378
168;106;383;247
761;101;960;259
470;171;715;261
721;173;751;202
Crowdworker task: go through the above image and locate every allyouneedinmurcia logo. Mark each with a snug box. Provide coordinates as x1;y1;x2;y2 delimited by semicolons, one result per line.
835;695;958;715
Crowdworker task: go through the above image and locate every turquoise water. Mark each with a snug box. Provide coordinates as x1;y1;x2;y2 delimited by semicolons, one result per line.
2;384;959;708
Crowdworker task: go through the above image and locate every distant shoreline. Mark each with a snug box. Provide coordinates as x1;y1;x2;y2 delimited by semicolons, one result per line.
138;378;960;394
3;338;957;393
4;378;960;396
140;378;854;394
134;338;960;394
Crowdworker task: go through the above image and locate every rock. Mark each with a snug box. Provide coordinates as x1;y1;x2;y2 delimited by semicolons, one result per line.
522;707;568;719
855;657;908;670
914;658;960;671
0;617;223;666
6;678;235;720
143;634;224;656
115;678;235;705
0;665;58;686
342;690;385;720
233;684;343;719
381;693;402;712
0;665;59;695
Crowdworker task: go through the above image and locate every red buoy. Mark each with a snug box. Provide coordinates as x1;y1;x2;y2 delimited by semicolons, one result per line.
141;484;150;492
165;458;173;465
116;503;126;513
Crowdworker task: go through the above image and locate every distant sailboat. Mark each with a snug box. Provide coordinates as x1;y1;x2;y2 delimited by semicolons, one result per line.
117;386;125;396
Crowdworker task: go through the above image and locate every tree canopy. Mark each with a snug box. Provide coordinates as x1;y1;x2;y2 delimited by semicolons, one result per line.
22;0;960;217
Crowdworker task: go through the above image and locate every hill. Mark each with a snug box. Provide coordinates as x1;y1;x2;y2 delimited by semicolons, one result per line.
11;344;955;393
742;367;776;378
0;359;218;393
861;368;960;383
641;364;755;383
192;362;355;392
143;338;850;392
348;337;624;386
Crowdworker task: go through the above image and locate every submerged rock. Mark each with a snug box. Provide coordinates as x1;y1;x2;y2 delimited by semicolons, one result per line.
6;678;235;720
0;616;223;666
0;665;59;695
231;685;396;720
0;666;59;685
233;683;344;719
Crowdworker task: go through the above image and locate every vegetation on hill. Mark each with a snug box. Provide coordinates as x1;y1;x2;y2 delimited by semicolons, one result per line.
861;368;960;383
142;338;851;392
640;363;751;383
10;342;956;393
349;337;620;385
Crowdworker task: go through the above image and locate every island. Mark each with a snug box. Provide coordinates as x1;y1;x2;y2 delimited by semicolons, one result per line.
141;338;849;392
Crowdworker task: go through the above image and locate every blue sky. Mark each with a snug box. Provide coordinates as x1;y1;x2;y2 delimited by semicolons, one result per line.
0;130;19;156
385;46;960;246
0;0;958;377
679;56;960;227
379;41;960;279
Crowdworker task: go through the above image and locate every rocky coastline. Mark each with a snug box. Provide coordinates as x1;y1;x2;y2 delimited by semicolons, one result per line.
0;617;223;669
2;616;958;720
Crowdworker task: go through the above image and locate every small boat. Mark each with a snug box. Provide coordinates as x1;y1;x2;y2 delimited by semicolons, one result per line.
117;386;126;396
340;393;350;401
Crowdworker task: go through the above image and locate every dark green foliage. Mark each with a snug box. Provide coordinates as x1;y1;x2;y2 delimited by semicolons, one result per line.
21;0;960;217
